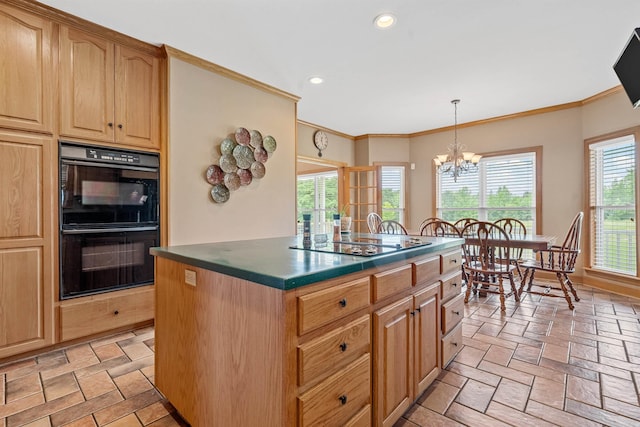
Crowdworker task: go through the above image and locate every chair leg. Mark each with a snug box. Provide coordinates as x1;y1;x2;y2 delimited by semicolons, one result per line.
564;273;580;301
498;276;506;312
527;268;536;292
464;271;473;303
556;272;575;310
519;268;531;298
510;272;520;303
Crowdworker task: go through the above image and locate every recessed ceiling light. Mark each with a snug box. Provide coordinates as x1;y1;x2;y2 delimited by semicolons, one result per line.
374;13;396;29
308;76;324;85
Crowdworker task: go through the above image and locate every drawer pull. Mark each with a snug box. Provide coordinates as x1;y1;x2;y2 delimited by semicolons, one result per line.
452;282;458;287
452;342;458;347
338;395;348;405
416;307;421;313
107;122;113;128
450;258;458;264
339;342;348;352
452;310;460;316
339;298;347;307
114;310;119;315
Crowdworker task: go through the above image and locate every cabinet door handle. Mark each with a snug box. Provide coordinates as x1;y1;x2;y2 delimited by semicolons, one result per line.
118;124;123;129
410;311;415;316
452;342;458;347
452;282;458;287
338;395;348;405
450;258;458;264
416;307;421;313
114;310;119;315
452;310;460;316
339;298;347;307
108;122;113;128
339;342;348;352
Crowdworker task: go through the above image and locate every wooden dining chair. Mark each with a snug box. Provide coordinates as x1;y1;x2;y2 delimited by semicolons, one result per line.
453;218;477;233
420;219;461;237
518;212;583;310
367;212;383;233
376;220;408;235
418;217;439;234
461;221;520;312
493;218;527;279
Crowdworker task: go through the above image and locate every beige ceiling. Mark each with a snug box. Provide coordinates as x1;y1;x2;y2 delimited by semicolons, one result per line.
40;0;640;136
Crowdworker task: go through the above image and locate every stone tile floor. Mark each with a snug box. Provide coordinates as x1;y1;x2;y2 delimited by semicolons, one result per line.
1;283;640;426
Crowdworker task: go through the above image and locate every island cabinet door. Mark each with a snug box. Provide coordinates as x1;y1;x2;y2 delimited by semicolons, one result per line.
373;296;413;427
413;283;440;397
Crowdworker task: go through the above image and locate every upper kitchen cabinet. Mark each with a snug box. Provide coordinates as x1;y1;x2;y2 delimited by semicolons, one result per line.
0;4;53;134
59;26;160;150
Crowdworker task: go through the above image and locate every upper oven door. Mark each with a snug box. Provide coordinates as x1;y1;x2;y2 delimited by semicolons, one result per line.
60;142;159;228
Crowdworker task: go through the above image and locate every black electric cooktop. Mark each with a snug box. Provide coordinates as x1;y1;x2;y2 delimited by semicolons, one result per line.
290;234;432;257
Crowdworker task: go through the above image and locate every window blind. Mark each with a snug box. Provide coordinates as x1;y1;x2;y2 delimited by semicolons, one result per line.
589;135;636;275
381;166;405;223
437;152;536;232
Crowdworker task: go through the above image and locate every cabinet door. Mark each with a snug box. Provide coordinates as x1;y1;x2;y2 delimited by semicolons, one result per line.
0;131;54;358
373;296;413;427
59;26;115;142
413;284;439;397
115;45;160;148
0;4;53;133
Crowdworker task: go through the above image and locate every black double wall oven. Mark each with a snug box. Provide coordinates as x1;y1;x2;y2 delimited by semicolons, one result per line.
59;142;159;299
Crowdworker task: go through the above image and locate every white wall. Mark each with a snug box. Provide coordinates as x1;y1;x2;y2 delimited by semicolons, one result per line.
168;57;297;245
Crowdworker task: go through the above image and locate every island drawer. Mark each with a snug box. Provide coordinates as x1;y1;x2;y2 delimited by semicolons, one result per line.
442;322;463;367
412;255;440;286
371;264;412;302
441;292;464;334
298;315;371;386
441;249;462;275
298;277;370;335
60;286;154;341
298;354;371;427
441;271;463;302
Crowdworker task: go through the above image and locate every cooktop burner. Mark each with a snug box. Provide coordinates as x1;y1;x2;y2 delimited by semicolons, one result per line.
290;234;432;257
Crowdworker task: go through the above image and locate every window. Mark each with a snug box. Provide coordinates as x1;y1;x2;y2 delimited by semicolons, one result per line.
380;165;406;223
588;134;636;276
297;171;338;235
436;150;539;233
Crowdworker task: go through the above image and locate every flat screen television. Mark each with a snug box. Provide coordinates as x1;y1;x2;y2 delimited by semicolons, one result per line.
614;28;640;108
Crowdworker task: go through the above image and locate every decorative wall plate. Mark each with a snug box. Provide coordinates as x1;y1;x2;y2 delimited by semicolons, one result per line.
221;138;237;155
224;172;241;191
238;168;253;186
206;164;224;185
211;183;230;203
250;161;266;178
254;146;268;163
235;127;251;145
219;154;238;173
263;135;277;153
250;130;263;148
233;145;255;169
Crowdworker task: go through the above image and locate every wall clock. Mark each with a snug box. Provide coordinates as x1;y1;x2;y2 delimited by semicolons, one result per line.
313;130;328;157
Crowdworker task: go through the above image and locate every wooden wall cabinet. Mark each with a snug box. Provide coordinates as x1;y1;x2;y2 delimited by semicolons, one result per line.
0;130;54;359
59;25;160;149
0;3;53;134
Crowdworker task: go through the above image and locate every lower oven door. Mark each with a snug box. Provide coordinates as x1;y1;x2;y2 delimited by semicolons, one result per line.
60;226;158;299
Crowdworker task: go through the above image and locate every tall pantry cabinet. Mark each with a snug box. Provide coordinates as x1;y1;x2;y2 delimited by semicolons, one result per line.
0;3;55;358
0;0;162;360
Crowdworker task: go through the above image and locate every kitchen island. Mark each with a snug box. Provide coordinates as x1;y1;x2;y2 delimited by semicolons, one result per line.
151;234;464;427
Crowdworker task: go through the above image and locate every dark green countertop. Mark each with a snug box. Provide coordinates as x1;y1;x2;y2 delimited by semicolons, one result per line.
150;234;464;290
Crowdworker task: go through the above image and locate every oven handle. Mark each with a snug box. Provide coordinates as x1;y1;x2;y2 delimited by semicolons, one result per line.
60;159;158;173
62;226;158;234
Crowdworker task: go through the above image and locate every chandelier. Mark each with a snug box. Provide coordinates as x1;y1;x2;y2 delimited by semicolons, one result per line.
433;99;481;182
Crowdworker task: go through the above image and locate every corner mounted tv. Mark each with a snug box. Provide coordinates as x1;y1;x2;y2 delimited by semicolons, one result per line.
614;28;640;108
